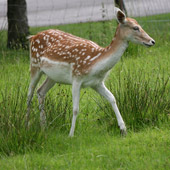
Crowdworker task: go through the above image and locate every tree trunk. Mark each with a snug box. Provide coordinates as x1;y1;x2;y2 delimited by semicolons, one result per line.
7;0;29;49
114;0;127;16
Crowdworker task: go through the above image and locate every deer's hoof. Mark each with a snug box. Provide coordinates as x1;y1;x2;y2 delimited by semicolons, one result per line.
120;129;127;137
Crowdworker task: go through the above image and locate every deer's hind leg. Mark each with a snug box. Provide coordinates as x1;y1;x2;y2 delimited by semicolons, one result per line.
26;66;42;128
37;77;56;129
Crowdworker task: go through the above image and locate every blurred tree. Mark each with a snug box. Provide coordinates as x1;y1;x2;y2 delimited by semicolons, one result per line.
114;0;127;16
7;0;29;49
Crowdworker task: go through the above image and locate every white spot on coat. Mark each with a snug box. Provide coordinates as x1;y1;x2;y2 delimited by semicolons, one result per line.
90;53;101;61
36;53;40;57
85;55;91;60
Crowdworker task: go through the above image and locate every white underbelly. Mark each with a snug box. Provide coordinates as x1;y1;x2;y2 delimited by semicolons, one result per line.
39;57;109;87
81;72;108;88
40;58;72;84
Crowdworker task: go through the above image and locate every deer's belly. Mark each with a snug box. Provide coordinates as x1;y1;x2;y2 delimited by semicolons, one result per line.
82;72;108;88
40;58;72;84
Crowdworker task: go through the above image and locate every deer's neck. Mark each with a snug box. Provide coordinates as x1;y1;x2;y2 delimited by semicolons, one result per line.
106;35;128;63
92;29;128;75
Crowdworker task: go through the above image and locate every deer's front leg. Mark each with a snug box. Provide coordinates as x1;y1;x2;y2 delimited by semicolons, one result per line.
92;82;126;135
69;79;82;137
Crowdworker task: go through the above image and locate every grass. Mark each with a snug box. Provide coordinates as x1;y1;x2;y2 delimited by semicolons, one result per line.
0;13;170;169
0;128;169;170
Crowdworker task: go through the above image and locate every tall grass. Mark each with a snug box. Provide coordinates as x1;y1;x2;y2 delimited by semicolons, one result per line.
95;70;170;132
0;67;169;155
0;80;73;155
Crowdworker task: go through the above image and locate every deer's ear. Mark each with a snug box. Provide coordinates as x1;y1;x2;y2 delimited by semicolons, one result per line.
115;7;126;24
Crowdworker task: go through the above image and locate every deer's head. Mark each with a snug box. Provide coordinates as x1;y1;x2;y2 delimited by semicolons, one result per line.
115;8;155;47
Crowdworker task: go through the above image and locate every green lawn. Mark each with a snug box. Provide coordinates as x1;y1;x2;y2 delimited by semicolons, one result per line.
0;128;169;170
0;13;170;169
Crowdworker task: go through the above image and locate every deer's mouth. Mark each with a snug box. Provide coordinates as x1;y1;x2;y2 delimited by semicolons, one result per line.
143;42;153;47
143;40;155;47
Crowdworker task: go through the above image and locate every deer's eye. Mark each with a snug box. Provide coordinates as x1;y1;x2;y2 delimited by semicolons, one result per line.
133;26;139;31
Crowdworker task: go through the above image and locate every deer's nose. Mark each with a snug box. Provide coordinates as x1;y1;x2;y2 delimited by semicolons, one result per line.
150;39;155;45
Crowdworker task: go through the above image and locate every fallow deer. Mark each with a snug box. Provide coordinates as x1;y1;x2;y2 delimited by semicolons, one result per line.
26;8;155;136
